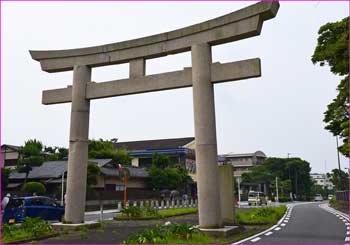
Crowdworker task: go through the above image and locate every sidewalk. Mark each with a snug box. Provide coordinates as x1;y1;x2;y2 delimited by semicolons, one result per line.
85;209;120;215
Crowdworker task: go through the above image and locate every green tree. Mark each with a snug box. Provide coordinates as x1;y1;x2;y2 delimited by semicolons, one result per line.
57;147;68;160
242;157;313;200
327;168;349;190
1;168;11;188
87;163;100;187
17;140;45;181
148;153;192;191
88;139;131;164
22;182;46;195
21;139;43;157
152;153;170;169
312;17;349;157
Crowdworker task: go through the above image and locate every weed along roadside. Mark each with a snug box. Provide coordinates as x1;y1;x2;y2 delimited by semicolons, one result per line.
14;206;287;244
120;206;288;244
115;206;199;220
2;217;57;244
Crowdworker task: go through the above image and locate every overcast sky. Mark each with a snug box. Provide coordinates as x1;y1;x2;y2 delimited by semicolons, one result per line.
1;1;348;173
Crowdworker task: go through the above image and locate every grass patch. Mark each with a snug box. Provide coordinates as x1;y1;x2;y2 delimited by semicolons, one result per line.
116;207;198;220
235;206;287;225
158;207;198;218
123;222;212;244
218;225;271;244
165;233;213;244
2;217;56;244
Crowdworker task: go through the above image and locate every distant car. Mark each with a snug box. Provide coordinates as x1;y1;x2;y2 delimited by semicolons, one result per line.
328;194;334;200
314;194;323;201
248;191;267;206
2;196;64;224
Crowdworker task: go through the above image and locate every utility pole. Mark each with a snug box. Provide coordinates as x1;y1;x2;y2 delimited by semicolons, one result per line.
276;177;279;202
61;171;65;206
336;136;342;190
295;171;298;199
336;136;341;171
237;177;241;208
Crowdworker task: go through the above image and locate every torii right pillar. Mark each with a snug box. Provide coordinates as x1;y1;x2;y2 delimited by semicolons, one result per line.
192;43;223;228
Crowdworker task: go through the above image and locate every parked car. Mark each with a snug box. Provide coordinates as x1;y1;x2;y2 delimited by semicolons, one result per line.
327;194;334;200
248;191;267;206
314;194;323;201
2;196;64;224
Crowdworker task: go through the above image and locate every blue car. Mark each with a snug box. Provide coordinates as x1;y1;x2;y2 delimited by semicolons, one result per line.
2;196;65;224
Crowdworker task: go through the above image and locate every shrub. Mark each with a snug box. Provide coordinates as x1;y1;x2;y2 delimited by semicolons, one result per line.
278;196;291;202
122;206;143;217
123;223;201;244
329;195;337;208
235;206;287;225
121;206;158;218
22;182;46;195
22;217;54;237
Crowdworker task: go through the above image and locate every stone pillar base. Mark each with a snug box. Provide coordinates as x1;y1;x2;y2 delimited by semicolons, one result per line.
199;226;241;238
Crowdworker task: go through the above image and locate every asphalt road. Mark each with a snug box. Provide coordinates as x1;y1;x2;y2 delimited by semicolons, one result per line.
238;202;349;244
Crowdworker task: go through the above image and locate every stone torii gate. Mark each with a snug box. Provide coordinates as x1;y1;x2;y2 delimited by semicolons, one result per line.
30;2;279;227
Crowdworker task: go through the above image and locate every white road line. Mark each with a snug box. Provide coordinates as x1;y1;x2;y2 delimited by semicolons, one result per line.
281;223;286;226
265;231;273;236
347;231;350;235
347;227;350;230
232;205;298;245
251;237;261;242
274;227;281;231
284;220;289;223
346;223;350;226
343;220;348;223
345;237;350;242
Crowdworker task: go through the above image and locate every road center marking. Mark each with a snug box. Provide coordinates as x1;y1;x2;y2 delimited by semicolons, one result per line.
251;237;261;242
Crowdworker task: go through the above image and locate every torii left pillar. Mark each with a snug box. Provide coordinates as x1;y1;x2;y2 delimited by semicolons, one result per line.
65;65;91;223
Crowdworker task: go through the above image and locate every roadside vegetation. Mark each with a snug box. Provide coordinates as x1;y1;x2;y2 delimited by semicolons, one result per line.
235;206;287;225
2;217;56;244
122;206;287;244
123;222;212;244
117;206;198;220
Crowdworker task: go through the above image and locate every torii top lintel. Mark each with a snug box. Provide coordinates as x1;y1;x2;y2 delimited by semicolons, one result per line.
30;1;279;73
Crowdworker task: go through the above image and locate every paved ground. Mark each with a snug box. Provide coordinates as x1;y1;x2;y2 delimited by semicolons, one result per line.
236;202;349;244
84;209;119;222
41;214;198;244
42;202;348;244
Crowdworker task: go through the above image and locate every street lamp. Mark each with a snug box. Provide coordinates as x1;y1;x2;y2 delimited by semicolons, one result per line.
118;164;130;208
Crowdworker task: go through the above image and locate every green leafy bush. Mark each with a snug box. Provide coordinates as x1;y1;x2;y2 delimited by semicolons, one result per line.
121;206;158;218
2;217;55;243
22;217;54;236
235;206;287;225
22;182;46;195
329;195;337;208
278;196;291;202
122;206;143;217
124;223;201;244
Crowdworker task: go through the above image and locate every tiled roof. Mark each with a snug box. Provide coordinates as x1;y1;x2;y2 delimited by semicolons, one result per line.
9;159;114;180
100;167;148;178
114;137;195;151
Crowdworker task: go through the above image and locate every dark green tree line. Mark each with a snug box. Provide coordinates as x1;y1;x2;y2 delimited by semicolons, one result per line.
312;17;349;157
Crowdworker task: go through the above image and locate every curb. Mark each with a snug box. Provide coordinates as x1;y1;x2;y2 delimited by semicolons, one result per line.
3;232;58;244
232;205;290;245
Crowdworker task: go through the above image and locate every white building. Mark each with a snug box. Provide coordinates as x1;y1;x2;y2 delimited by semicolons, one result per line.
310;173;334;190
